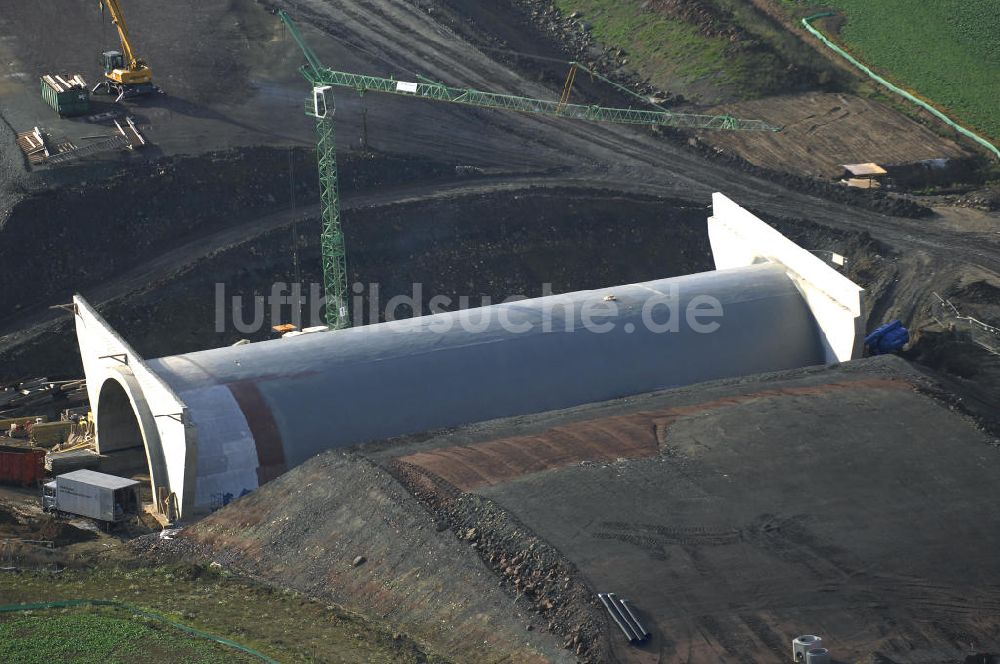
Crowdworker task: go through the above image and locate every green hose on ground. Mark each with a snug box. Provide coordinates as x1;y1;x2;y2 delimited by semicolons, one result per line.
802;12;999;159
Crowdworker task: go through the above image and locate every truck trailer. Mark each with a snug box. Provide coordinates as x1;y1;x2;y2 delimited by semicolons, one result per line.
42;469;140;524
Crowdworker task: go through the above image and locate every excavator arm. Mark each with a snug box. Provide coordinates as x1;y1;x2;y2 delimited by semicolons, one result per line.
95;0;154;97
102;0;140;70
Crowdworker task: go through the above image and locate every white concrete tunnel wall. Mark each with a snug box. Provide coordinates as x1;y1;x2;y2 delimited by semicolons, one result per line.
74;296;193;518
75;194;864;518
709;193;864;363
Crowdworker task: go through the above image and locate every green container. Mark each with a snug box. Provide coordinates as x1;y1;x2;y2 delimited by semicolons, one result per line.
40;76;91;117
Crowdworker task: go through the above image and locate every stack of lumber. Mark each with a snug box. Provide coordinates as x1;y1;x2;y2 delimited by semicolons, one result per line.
41;73;87;93
30;421;74;448
46;448;102;474
0;378;87;418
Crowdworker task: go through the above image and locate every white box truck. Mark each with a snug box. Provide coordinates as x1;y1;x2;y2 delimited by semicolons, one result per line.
42;469;140;523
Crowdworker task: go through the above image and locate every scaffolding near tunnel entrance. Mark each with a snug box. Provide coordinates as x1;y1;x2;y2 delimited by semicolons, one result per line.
932;293;1000;356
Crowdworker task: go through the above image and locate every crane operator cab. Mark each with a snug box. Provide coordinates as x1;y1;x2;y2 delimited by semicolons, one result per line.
102;51;125;75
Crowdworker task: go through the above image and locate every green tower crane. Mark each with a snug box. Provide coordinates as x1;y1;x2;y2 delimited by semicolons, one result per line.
277;10;780;330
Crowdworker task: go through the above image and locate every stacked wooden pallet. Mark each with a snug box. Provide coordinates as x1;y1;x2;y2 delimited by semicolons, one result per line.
15;127;76;165
15;127;50;164
40;73;87;93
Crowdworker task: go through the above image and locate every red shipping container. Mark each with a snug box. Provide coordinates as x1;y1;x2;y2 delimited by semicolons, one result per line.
0;445;46;486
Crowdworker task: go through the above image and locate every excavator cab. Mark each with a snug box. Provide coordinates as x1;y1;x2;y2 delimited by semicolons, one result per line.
102;50;125;75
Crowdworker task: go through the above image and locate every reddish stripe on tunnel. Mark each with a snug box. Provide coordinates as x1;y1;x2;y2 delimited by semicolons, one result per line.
228;381;288;485
396;378;913;491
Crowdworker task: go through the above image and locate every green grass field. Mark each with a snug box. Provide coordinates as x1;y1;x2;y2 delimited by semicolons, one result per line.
0;565;446;663
553;0;840;102
554;0;739;100
0;607;258;664
819;0;1000;143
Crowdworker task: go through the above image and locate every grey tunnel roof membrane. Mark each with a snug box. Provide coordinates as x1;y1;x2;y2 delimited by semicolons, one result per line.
149;262;820;393
144;262;825;509
75;193;864;516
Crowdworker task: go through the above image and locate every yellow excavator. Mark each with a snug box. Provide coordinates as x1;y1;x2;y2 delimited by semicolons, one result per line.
92;0;157;101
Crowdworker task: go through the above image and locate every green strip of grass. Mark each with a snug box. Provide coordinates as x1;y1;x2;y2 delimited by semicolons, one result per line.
820;0;1000;143
0;565;447;663
0;607;257;664
553;0;794;102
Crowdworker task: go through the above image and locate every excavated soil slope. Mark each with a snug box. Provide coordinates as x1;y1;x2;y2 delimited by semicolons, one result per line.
0;181;715;380
146;453;578;664
150;356;1000;664
370;356;1000;663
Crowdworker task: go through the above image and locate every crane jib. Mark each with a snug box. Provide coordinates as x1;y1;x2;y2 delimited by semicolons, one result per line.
276;9;779;330
277;9;778;134
305;67;779;132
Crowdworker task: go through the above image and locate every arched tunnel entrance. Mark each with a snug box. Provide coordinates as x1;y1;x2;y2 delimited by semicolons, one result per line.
95;377;157;515
96;378;143;452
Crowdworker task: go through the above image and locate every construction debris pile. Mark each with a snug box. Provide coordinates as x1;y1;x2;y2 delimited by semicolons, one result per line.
16;115;146;167
15;127;73;166
0;378;102;478
45;416;100;475
0;378;86;418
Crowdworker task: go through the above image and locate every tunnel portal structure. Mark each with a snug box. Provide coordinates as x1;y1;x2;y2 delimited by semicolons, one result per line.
74;194;864;517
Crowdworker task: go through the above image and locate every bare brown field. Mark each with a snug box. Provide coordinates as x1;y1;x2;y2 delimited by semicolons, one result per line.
707;92;973;177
